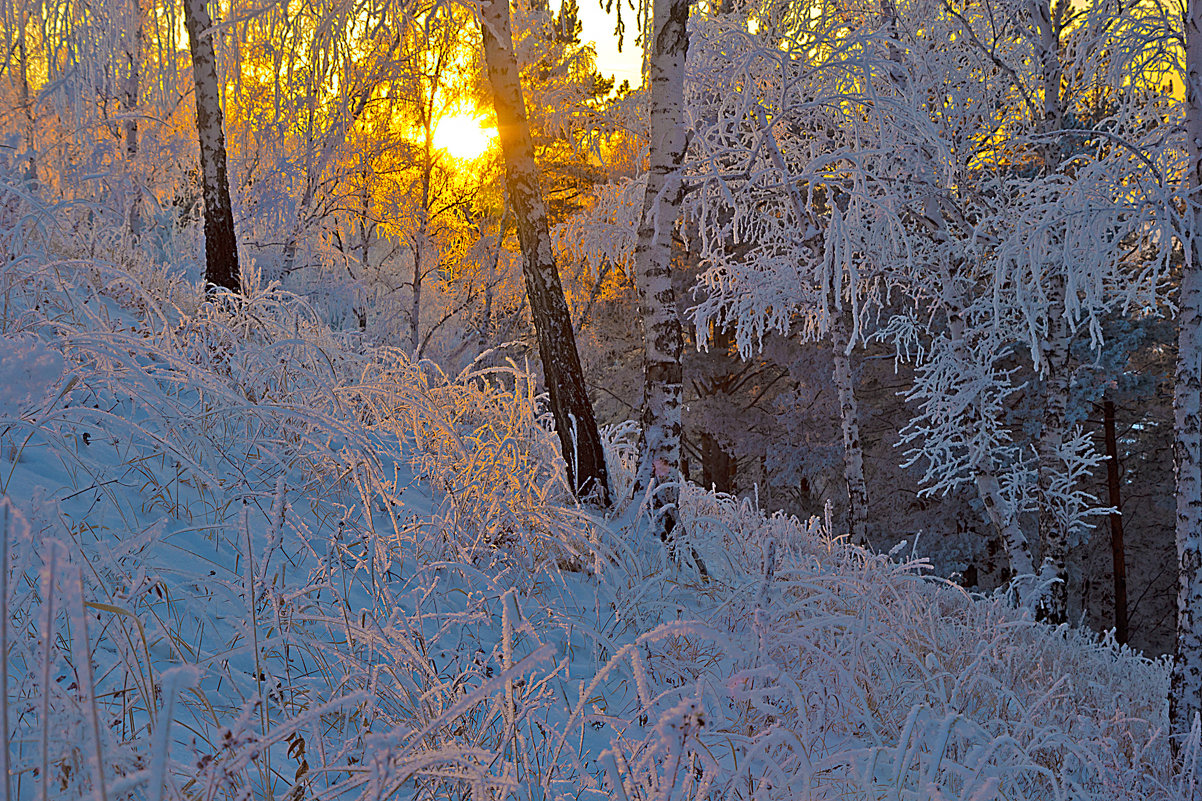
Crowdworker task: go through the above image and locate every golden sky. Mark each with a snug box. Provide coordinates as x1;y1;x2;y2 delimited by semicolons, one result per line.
577;0;644;88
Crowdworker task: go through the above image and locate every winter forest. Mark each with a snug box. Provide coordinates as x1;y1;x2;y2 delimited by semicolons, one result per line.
3;0;1202;795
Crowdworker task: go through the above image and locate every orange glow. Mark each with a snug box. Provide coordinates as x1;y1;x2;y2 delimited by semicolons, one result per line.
433;113;496;162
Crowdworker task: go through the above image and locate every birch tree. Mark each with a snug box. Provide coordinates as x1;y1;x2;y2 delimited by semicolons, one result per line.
1172;0;1202;743
121;0;146;236
633;0;690;544
479;0;611;504
2;0;39;189
686;7;882;547
687;0;1176;597
182;0;240;291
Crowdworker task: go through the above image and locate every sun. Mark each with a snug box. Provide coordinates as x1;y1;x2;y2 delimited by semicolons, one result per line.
433;113;496;162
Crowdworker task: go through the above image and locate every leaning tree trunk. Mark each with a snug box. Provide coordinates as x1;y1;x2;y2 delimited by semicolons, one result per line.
479;0;610;505
830;310;870;547
182;0;240;291
632;0;690;544
1173;0;1202;742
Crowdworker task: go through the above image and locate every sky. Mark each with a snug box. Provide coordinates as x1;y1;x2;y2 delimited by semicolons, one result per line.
576;0;644;88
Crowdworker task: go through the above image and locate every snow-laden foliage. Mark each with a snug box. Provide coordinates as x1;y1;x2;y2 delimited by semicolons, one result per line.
675;0;1182;613
0;207;1194;799
687;0;1180;354
553;176;645;275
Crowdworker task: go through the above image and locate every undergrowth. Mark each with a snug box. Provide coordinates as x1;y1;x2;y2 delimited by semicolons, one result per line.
0;193;1195;800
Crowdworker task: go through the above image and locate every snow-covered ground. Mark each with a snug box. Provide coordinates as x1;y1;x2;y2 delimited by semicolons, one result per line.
0;249;1193;799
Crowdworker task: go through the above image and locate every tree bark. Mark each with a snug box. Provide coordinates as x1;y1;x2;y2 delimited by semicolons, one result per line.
1102;397;1129;645
831;310;870;547
479;0;610;505
1035;302;1071;623
411;117;433;357
1172;0;1202;742
124;0;145;237
182;0;240;292
16;21;36;189
698;324;735;495
1030;0;1072;625
974;467;1036;579
632;0;690;544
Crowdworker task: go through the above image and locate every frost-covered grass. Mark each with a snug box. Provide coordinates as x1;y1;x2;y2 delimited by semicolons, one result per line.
0;222;1196;800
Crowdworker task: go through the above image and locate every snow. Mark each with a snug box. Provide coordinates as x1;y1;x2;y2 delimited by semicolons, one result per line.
0;252;1194;799
0;334;66;416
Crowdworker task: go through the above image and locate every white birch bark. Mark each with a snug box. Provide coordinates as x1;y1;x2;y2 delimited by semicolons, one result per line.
16;15;36;188
124;0;145;237
1172;0;1202;742
830;310;869;547
1035;297;1071;621
632;0;690;544
1030;0;1071;623
182;0;240;291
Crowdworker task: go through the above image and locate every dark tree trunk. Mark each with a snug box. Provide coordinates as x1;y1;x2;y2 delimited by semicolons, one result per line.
1103;398;1129;645
479;0;610;505
182;0;240;292
698;324;735;495
411;117;433;357
699;433;734;494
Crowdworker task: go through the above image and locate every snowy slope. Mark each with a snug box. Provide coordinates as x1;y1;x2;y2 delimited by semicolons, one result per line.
0;251;1192;800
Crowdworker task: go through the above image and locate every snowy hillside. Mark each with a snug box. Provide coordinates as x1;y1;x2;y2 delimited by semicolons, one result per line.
0;252;1192;800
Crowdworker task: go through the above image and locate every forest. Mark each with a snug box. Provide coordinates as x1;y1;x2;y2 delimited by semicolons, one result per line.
1;0;1201;796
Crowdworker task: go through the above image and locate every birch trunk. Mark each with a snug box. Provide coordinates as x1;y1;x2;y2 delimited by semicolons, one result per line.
411;120;433;357
1172;0;1202;740
182;0;240;292
1031;0;1072;624
632;0;689;544
479;0;610;505
830;310;869;547
124;0;145;237
16;24;35;188
1035;304;1071;622
356;171;371;331
972;468;1034;574
1034;0;1067;135
944;296;1037;580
